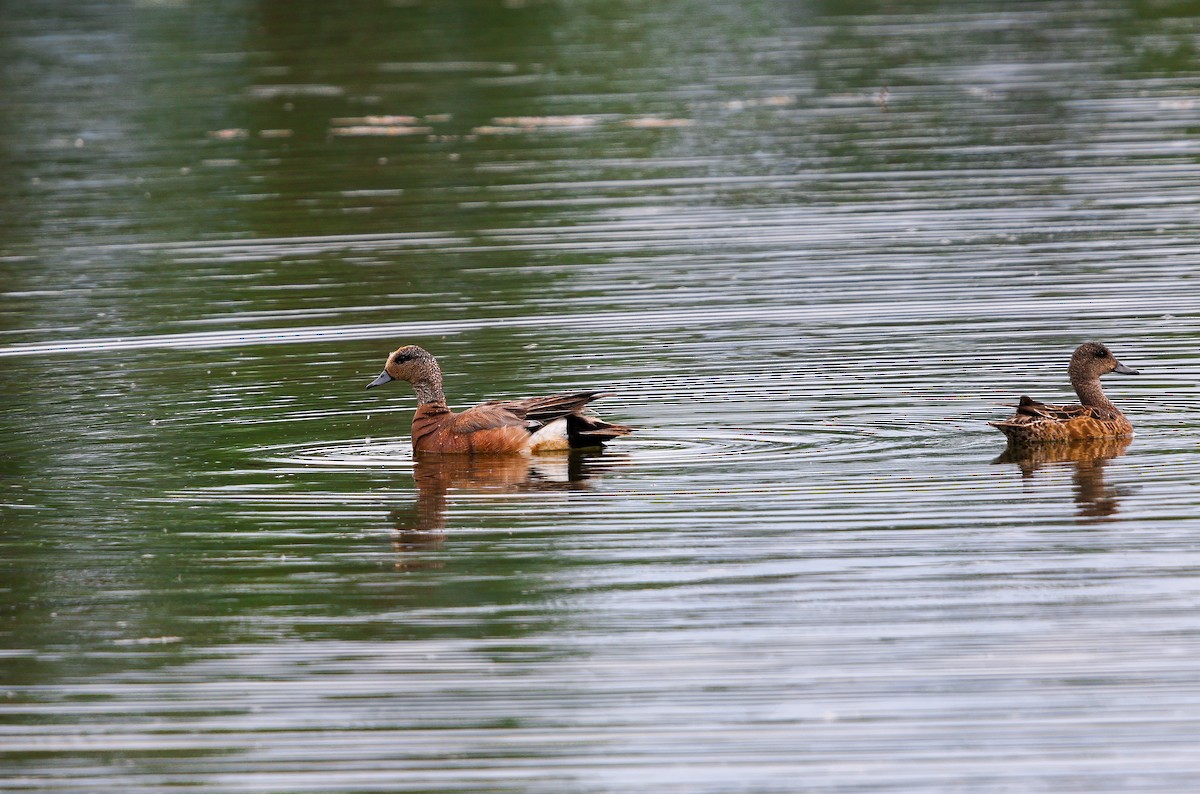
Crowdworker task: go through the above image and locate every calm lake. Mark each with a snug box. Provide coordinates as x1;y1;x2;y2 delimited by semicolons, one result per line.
3;1;1200;790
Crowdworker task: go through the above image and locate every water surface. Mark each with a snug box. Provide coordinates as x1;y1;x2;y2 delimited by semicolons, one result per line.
3;1;1200;791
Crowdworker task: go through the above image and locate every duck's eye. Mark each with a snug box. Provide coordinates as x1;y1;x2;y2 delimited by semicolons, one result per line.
1093;349;1109;359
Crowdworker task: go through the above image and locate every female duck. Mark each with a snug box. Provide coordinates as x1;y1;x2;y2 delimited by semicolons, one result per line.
366;345;632;454
990;341;1139;443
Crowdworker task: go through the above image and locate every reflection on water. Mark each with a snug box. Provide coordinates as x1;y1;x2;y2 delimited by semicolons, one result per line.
994;437;1135;521
388;452;601;567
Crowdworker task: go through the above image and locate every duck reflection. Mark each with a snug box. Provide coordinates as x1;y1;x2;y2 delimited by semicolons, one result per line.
993;437;1135;521
388;452;607;568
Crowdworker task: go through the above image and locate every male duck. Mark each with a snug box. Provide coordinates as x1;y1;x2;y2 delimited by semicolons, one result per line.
366;345;633;454
990;341;1139;443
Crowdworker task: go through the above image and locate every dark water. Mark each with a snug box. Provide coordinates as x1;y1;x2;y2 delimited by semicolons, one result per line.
3;1;1200;791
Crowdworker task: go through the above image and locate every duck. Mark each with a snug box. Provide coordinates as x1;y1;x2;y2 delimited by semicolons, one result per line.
990;341;1139;443
365;345;633;454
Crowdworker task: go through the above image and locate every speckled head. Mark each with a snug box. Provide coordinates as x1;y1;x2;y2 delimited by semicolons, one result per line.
1068;342;1138;383
366;345;445;404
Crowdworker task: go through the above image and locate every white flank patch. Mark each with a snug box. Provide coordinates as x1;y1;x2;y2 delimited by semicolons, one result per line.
528;417;571;451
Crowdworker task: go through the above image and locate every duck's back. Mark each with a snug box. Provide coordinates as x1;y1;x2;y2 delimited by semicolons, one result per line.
991;397;1132;443
410;391;632;453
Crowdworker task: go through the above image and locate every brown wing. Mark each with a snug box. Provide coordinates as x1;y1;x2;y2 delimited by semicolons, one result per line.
490;391;606;425
1011;396;1119;423
991;396;1130;443
487;391;633;449
412;403;533;453
1013;396;1088;421
448;402;529;434
415;392;631;453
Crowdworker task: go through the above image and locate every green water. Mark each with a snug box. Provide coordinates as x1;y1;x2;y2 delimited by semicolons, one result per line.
4;1;1200;791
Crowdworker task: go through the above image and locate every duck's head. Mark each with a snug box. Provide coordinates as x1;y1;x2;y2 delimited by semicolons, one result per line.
366;345;440;389
1069;341;1139;381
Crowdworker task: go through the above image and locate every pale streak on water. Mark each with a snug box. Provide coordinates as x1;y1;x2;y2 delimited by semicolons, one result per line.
3;3;1200;793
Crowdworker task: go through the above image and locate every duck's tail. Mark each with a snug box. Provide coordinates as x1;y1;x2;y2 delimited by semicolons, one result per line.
505;391;633;449
568;414;633;446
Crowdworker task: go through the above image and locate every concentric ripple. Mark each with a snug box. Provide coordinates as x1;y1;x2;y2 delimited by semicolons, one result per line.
248;422;903;476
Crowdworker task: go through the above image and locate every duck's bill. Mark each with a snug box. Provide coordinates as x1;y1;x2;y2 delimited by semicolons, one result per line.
366;370;395;389
1114;363;1139;375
